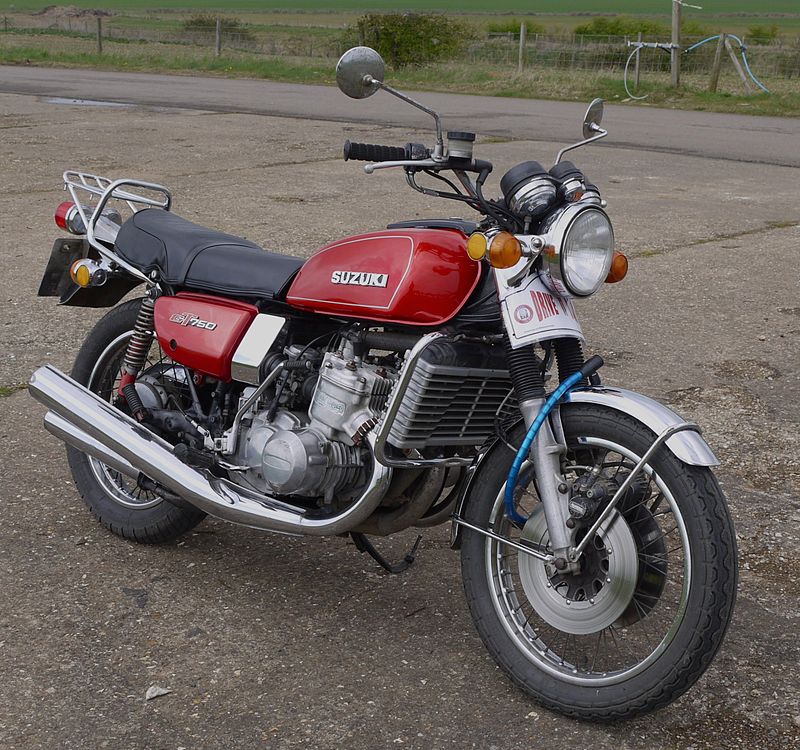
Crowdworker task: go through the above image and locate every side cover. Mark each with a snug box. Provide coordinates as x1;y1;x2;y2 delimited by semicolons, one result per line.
154;292;258;381
285;229;481;326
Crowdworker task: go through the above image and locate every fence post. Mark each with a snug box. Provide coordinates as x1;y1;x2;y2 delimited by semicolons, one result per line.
96;16;103;55
3;17;7;33
708;32;725;92
215;17;222;57
725;36;754;93
671;0;681;87
635;31;642;89
518;22;527;73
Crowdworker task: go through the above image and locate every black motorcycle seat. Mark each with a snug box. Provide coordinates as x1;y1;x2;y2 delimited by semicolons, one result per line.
114;209;304;299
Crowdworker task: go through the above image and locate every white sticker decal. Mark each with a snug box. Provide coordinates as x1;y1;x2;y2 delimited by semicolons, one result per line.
501;274;584;348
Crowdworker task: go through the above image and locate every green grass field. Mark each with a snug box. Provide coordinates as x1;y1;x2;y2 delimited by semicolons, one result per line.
2;0;800;13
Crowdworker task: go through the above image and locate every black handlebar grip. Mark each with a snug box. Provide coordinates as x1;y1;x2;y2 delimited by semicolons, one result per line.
344;140;408;162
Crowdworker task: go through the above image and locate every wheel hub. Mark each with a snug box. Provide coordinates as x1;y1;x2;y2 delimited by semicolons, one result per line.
518;506;639;635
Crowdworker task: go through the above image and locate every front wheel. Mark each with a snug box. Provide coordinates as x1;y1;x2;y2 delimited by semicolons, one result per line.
460;405;737;721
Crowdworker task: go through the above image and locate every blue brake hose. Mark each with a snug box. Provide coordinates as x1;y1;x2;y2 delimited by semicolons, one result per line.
504;355;604;525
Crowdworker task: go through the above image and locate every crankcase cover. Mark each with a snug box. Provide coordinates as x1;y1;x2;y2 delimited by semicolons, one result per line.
262;428;328;495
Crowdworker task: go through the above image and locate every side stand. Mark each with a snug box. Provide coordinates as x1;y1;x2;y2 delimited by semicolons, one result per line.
350;532;422;574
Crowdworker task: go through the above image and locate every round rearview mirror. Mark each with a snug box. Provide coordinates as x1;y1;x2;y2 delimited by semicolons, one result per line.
336;47;385;99
582;98;604;139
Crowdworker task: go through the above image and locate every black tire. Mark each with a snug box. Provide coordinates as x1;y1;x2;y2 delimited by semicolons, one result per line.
461;404;738;721
66;299;206;543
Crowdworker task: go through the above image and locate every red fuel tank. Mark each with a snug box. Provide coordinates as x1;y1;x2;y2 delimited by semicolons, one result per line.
154;292;258;381
285;229;480;326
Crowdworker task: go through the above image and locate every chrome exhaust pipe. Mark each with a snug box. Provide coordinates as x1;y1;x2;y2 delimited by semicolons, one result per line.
44;410;140;482
30;365;391;536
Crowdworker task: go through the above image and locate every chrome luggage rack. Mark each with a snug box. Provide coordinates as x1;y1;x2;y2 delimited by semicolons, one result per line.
63;171;172;284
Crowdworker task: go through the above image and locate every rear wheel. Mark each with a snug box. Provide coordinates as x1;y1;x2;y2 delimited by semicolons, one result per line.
460;405;737;720
67;300;205;543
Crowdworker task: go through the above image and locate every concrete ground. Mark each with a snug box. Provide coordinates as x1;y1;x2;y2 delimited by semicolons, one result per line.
0;71;798;749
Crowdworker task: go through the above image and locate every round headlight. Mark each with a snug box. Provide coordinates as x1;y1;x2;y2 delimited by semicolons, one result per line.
544;207;613;297
562;209;614;296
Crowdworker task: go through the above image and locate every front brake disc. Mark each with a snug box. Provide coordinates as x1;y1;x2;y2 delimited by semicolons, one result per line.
518;506;639;636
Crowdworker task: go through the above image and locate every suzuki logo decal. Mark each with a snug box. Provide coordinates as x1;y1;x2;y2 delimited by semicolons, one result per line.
330;271;389;288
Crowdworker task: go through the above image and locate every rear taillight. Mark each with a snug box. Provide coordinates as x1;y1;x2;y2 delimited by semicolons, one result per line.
54;201;86;234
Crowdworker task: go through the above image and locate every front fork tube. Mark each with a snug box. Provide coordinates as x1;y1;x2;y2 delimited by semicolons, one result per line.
518;397;573;557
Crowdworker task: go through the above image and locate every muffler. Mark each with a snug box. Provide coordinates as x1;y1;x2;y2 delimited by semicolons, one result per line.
29;365;391;536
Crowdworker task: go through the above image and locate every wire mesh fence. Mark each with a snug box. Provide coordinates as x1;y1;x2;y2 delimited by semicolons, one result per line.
474;33;800;79
2;15;798;81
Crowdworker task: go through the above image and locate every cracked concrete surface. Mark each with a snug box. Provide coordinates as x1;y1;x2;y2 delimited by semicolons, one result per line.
0;79;798;749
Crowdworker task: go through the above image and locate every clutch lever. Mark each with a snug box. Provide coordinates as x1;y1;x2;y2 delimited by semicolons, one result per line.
364;158;438;174
364;157;494;175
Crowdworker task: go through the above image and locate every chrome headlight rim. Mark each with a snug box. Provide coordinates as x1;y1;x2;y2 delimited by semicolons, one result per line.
540;204;614;298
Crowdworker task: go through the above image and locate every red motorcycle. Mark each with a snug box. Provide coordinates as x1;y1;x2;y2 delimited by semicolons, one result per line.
30;47;737;720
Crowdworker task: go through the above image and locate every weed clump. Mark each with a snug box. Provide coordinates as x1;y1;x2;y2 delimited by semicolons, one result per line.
348;13;474;68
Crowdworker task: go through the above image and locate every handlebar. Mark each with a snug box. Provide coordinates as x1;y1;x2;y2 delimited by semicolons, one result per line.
343;140;408;162
342;137;503;226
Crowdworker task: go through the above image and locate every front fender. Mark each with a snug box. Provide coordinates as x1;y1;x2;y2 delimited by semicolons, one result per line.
566;386;719;466
450;385;718;548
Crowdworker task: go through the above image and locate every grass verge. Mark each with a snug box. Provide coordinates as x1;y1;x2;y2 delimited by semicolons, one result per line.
1;35;797;117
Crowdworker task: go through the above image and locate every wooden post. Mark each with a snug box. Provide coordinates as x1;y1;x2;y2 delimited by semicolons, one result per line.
725;36;754;93
635;31;642;89
3;17;8;33
518;22;527;74
96;16;103;55
671;0;681;87
708;32;725;92
215;17;222;57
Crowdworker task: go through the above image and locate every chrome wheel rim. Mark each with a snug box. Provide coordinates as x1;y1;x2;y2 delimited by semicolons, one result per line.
485;437;691;686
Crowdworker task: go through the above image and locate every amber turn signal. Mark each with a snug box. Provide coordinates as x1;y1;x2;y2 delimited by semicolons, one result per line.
70;260;91;287
467;232;488;261
605;251;628;283
488;232;523;269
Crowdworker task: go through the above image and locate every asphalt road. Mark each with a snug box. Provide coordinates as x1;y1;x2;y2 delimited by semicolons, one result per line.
1;65;799;167
0;70;799;749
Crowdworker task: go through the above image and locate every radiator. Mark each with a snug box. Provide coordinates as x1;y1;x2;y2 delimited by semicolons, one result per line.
386;358;517;449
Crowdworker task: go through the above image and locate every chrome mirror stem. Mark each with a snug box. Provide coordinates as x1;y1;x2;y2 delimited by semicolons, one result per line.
553;125;608;167
365;76;446;159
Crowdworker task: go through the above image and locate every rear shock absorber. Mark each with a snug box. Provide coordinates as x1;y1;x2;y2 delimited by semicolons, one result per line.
118;293;157;420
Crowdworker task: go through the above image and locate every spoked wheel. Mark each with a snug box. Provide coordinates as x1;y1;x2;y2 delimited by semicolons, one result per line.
66;299;205;543
461;405;737;721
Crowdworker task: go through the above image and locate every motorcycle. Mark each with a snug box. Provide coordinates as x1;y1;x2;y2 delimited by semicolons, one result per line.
29;47;737;720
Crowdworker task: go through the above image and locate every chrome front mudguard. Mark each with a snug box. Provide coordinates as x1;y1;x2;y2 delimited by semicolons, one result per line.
565;386;718;466
450;385;718;548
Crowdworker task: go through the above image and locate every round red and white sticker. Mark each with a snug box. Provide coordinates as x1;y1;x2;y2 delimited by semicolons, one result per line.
514;304;534;324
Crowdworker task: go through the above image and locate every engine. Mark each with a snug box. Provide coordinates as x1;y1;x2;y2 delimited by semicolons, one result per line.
235;346;396;501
